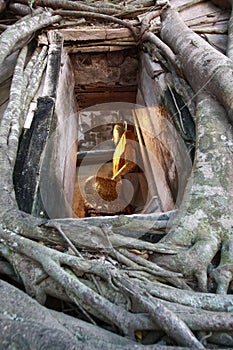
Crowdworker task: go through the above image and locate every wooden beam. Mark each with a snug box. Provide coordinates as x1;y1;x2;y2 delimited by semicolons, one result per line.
76;91;137;109
77;149;115;166
66;45;135;53
59;26;138;41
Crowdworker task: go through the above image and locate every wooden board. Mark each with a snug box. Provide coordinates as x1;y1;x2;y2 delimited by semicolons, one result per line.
76;90;137;109
179;1;230;22
59;25;139;42
66;44;136;53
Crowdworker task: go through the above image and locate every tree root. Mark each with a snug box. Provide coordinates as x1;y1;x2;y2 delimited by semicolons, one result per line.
52;10;138;41
145;280;233;311
0;279;139;350
45;219;182;254
117;248;182;278
2;221;233;346
0;10;61;65
16;0;120;15
150;92;233;293
142;31;182;76
113;274;204;348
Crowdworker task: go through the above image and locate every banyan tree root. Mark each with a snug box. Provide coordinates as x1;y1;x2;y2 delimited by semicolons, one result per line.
113;274;205;348
51;9;138;41
14;0;153;18
145;6;233;293
160;5;233;124
0;279;141;350
9;2;32;16
15;0;119;15
152;92;233;293
2;221;233;346
0;10;61;65
1;196;233;347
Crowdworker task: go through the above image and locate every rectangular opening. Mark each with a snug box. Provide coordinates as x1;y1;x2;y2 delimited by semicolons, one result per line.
12;28;190;221
70;47;151;218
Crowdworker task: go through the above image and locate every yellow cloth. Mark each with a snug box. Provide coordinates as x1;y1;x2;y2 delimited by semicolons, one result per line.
112;130;136;177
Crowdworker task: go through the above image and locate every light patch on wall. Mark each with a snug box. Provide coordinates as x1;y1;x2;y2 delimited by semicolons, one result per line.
24;101;37;129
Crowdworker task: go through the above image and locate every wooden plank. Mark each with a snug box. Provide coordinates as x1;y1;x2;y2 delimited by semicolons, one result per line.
179;1;229;22
170;0;195;7
60;27;107;41
185;12;230;27
66;45;135;53
75;84;137;93
71;38;136;46
76;91;137;109
204;33;228;53
13;97;55;216
106;25;139;39
191;21;228;34
59;25;138;42
142;53;164;78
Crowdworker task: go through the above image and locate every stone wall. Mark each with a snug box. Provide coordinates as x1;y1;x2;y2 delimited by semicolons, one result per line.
70;48;138;109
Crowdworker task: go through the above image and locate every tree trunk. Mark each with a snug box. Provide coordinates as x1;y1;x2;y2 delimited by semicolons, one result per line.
151;6;233;293
0;10;61;65
160;7;233;125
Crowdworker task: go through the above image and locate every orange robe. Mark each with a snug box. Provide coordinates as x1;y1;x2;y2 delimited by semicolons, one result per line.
112;130;137;179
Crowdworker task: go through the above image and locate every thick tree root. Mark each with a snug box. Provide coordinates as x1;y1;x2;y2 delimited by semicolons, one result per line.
0;10;61;65
138;4;233;298
113;275;204;348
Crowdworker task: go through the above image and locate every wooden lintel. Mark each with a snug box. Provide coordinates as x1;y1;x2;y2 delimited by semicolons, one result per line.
66;45;135;53
75;84;137;93
58;25;139;42
76;91;137;109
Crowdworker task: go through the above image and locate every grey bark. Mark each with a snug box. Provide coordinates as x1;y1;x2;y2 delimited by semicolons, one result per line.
0;10;61;65
0;46;28;211
148;5;233;294
9;2;32;16
43;31;63;98
160;6;233;124
0;279;139;350
16;0;119;15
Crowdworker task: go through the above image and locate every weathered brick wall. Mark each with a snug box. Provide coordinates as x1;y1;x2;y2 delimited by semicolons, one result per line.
70;48;138;110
